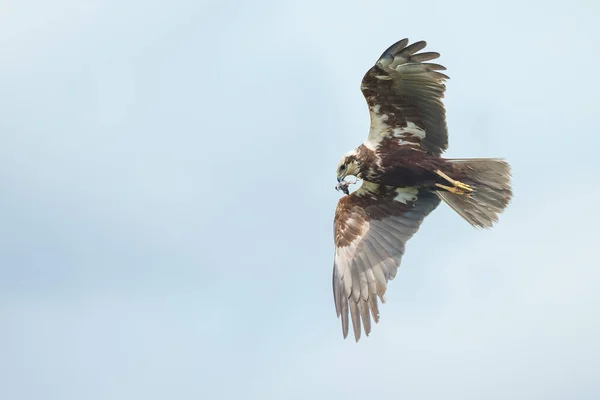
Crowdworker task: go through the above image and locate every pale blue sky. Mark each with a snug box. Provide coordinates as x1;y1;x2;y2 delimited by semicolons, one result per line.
1;1;599;399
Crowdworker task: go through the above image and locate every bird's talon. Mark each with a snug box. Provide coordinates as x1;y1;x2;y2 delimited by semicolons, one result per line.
454;180;473;192
435;170;473;193
435;183;472;196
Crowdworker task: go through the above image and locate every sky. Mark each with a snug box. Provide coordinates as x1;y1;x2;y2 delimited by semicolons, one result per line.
1;0;599;399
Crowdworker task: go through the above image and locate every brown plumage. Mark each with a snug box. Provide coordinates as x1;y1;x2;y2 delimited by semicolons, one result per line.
332;38;513;341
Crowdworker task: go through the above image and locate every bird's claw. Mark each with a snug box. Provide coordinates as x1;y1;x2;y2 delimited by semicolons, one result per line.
435;183;472;196
434;170;473;195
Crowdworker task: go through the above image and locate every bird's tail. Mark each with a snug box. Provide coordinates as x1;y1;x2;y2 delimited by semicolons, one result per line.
436;158;513;228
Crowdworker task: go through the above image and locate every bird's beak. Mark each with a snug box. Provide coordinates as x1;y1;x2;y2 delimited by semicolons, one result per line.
337;176;342;183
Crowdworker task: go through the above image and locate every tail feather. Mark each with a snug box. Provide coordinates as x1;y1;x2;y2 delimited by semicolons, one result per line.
437;158;512;228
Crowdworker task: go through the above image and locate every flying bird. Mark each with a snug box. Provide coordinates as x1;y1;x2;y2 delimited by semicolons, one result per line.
332;38;512;341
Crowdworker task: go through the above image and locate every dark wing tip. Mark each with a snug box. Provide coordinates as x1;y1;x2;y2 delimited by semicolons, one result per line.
401;40;428;56
379;38;409;59
375;39;444;72
411;52;441;63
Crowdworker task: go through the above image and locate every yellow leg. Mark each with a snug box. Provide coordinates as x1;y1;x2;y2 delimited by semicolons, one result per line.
435;183;471;195
435;170;473;193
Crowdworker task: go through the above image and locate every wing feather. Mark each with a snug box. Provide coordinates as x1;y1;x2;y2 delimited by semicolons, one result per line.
361;38;449;155
332;182;441;341
369;295;380;323
368;223;406;255
410;52;441;62
363;240;387;297
349;299;361;341
340;286;349;338
356;255;370;302
350;256;361;303
366;238;394;284
359;298;371;336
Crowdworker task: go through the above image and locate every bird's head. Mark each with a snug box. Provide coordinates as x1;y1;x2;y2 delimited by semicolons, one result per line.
336;150;361;183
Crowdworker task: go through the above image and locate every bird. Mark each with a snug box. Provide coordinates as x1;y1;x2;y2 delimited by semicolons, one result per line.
332;38;513;342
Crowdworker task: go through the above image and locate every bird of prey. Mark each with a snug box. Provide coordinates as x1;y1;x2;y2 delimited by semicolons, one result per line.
332;38;512;342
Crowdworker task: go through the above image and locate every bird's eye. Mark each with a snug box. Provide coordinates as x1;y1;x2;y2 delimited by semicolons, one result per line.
340;164;346;171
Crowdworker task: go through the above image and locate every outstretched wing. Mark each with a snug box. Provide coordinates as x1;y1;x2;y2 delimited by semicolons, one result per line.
332;182;440;341
361;38;449;156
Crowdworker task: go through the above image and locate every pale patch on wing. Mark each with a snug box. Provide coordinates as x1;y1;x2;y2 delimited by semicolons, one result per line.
363;104;389;150
355;180;380;199
393;122;426;141
364;111;428;150
393;187;419;204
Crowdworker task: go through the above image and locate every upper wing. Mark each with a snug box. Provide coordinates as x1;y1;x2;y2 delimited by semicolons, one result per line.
332;181;440;341
361;38;449;156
